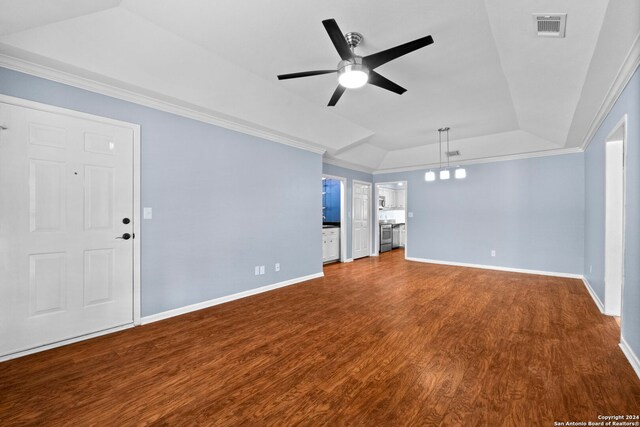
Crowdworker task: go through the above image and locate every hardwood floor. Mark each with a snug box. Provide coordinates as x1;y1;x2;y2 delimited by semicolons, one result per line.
1;249;639;426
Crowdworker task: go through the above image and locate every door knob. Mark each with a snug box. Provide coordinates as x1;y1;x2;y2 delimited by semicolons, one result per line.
116;233;131;240
122;218;131;224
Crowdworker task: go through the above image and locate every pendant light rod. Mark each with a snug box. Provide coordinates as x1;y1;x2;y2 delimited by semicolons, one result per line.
438;127;450;169
438;128;442;170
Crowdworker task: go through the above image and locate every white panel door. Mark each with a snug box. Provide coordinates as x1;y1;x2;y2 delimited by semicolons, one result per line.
0;102;135;357
352;182;370;259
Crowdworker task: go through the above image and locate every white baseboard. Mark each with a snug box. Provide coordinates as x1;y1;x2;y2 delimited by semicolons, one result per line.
141;272;324;325
405;256;583;279
344;258;354;263
620;335;640;379
0;323;134;362
581;277;605;313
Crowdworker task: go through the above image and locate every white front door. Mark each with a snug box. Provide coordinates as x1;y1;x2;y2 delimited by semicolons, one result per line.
0;101;136;358
352;181;370;259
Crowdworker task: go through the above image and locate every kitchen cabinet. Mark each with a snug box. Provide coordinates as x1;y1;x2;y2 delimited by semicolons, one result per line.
322;227;340;262
378;188;405;209
389;190;397;209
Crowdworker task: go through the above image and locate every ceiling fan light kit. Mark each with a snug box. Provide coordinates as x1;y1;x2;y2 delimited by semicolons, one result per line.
277;19;433;106
338;57;369;89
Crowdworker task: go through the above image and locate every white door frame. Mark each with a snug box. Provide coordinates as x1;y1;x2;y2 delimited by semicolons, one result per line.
352;179;373;259
322;174;347;262
0;94;141;359
604;114;627;321
373;181;408;256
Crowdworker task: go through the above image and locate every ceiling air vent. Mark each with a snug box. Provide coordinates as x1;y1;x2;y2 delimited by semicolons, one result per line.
533;13;567;38
446;150;460;157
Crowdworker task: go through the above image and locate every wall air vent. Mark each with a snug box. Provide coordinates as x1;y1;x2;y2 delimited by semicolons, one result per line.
446;150;460;157
533;13;567;38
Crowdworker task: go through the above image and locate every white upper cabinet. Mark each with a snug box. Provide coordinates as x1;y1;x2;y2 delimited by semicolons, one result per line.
379;188;405;210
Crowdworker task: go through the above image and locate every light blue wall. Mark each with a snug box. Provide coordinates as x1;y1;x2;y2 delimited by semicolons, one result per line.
0;67;322;316
322;163;373;259
375;153;585;274
584;66;640;358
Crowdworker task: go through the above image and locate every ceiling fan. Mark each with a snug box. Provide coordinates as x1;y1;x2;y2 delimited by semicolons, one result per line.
277;19;434;106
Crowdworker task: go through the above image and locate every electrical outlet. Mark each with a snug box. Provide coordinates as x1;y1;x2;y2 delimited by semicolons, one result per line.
491;250;496;257
275;263;280;272
589;265;593;273
143;207;153;219
259;265;265;275
408;212;414;218
254;266;260;276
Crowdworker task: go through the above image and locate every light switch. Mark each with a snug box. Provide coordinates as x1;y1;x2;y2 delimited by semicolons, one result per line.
143;207;153;219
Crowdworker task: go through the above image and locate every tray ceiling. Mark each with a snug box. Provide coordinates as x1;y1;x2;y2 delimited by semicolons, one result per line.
0;0;637;172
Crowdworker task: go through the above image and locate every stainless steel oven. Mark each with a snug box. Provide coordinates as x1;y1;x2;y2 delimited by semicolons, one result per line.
380;224;392;252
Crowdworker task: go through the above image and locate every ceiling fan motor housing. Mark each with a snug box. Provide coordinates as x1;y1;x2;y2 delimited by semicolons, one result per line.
345;32;364;48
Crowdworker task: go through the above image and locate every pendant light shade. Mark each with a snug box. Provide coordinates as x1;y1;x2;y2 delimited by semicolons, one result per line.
425;170;436;181
440;169;450;180
455;168;466;179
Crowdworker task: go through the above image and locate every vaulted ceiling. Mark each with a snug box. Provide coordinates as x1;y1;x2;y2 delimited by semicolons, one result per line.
1;0;638;172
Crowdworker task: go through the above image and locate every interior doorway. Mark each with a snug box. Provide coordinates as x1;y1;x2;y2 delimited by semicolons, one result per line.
322;174;347;264
604;115;626;320
374;181;408;256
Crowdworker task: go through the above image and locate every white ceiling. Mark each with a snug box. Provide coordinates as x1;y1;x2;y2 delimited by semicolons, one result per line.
0;0;638;172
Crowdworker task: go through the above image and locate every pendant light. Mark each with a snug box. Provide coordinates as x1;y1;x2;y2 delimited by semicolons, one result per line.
425;126;467;181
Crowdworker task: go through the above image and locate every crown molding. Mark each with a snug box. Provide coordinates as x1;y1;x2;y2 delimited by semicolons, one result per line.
581;33;640;150
372;147;583;175
0;53;327;155
322;156;375;174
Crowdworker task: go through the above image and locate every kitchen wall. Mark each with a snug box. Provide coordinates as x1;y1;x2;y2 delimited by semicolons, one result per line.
584;65;640;363
374;153;585;275
0;66;322;317
322;162;374;259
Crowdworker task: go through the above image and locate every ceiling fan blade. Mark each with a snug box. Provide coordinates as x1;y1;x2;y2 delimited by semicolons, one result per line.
367;71;407;95
328;85;346;106
322;19;353;61
364;35;434;70
277;70;336;80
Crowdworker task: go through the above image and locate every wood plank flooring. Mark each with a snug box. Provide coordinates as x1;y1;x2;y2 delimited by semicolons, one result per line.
1;249;639;426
